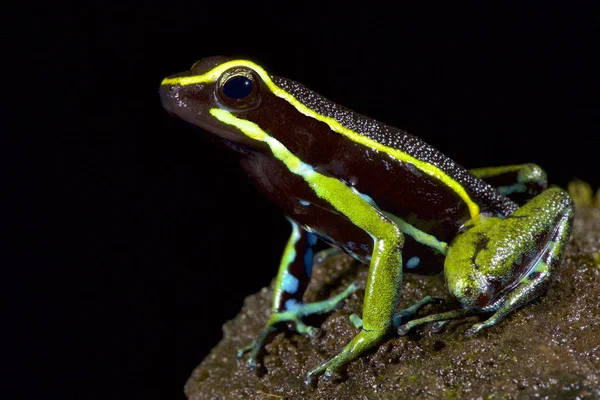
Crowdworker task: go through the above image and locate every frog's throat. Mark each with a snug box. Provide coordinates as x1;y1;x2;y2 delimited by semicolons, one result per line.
162;60;480;220
210;108;448;255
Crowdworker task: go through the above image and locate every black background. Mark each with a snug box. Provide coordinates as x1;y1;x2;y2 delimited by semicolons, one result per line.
11;2;598;399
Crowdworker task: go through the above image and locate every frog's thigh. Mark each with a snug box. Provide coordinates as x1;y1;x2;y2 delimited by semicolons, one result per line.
467;188;574;335
469;163;548;198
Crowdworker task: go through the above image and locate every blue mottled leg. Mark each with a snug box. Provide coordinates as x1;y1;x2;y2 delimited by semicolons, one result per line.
238;219;357;370
469;164;547;200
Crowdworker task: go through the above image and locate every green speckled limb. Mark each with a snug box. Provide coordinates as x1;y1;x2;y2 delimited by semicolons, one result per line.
398;187;574;336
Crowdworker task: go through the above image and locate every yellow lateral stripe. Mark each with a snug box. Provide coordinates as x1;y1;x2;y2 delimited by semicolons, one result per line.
162;60;480;218
209;108;398;240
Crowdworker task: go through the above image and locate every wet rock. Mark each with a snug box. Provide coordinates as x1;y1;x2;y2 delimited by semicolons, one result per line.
185;207;600;399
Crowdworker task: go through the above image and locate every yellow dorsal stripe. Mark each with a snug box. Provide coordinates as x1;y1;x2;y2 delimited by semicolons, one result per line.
162;60;480;219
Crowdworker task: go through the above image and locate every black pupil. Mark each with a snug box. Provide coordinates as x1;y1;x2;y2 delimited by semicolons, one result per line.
222;75;253;99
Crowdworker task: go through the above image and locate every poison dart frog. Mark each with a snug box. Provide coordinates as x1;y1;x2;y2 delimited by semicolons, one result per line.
160;57;574;384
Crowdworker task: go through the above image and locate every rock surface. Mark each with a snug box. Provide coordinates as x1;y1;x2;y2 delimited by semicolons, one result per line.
185;207;600;399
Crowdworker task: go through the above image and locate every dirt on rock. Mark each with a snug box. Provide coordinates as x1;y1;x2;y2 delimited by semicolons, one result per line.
184;207;600;400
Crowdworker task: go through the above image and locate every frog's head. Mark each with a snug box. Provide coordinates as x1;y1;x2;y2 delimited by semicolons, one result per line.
160;56;280;151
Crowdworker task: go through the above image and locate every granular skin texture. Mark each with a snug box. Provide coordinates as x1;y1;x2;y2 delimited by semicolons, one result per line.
184;207;600;399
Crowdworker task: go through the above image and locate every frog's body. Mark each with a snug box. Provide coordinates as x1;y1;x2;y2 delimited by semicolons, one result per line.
160;57;574;383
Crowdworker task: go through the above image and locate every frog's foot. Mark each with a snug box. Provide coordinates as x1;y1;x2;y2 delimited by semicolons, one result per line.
396;308;474;336
236;323;279;371
237;283;358;371
391;296;444;330
305;327;386;385
464;319;494;337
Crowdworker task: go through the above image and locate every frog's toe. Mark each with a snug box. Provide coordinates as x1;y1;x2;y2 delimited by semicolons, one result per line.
294;320;322;337
392;295;443;329
236;341;261;368
307;326;322;338
246;357;259;372
431;320;449;333
396;323;411;336
236;343;253;358
305;359;330;385
322;369;335;382
464;322;485;336
304;372;316;386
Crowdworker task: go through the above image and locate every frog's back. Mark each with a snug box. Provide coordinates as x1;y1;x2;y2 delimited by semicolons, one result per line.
269;76;517;238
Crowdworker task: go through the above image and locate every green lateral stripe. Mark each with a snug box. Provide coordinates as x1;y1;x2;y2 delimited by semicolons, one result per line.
162;60;480;219
210;108;400;243
354;189;447;254
383;212;448;255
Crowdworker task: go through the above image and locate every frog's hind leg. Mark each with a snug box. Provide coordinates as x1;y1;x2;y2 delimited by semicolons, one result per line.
469;163;547;202
396;308;475;336
449;187;573;337
237;218;358;370
464;189;574;336
398;188;574;337
391;295;445;330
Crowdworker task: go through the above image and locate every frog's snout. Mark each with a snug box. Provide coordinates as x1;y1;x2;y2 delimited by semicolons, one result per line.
159;81;183;115
159;76;211;125
159;84;174;111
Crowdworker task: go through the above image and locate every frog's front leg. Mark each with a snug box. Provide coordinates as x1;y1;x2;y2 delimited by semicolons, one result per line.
469;163;547;201
306;218;404;383
237;218;357;370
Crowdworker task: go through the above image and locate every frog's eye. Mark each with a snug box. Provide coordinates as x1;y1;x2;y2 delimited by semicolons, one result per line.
222;75;253;99
216;68;260;110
